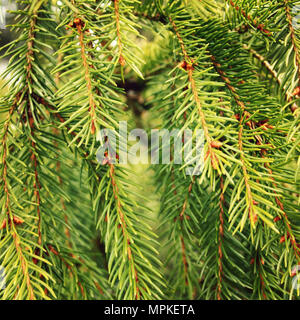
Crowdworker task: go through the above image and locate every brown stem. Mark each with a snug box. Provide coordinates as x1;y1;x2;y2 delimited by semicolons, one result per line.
109;163;140;299
261;150;300;262
259;269;267;300
114;0;126;66
1;100;35;300
30;140;42;245
76;22;96;134
211;55;300;260
180;236;189;286
178;178;195;287
169;17;218;170
211;54;257;227
217;176;225;300
226;0;271;36
1;5;40;298
25;14;36;84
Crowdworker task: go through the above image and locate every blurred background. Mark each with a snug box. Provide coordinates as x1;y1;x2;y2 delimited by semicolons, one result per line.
0;0;16;73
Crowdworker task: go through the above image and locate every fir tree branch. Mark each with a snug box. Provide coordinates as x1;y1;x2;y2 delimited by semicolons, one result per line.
212;51;299;262
1;100;35;300
284;0;300;87
210;54;258;229
261;151;300;262
168;16;218;171
244;45;298;114
225;0;271;36
0;0;298;301
204;19;299;275
114;0;125;67
250;251;268;299
108;163;141;299
1;6;42;300
76;19;96;135
175;176;196;290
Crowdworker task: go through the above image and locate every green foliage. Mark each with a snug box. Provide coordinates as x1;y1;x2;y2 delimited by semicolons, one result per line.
0;0;299;300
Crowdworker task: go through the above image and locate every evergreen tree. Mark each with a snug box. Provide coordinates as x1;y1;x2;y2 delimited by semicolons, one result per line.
0;0;299;300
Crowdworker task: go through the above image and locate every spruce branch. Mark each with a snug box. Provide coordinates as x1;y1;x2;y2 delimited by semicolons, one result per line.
0;0;299;301
244;45;298;114
225;0;272;37
284;0;300;86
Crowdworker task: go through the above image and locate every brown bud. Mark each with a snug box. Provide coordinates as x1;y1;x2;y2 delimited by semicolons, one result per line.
74;18;82;26
32;248;40;265
211;141;222;149
48;245;59;256
178;60;187;70
0;219;6;230
91;121;95;135
265;124;274;129
292;86;300;97
274;216;281;223
253;214;258;224
13;216;24;225
119;56;126;67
